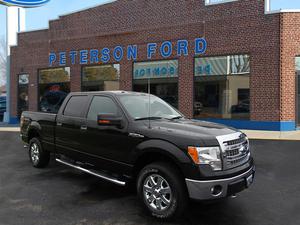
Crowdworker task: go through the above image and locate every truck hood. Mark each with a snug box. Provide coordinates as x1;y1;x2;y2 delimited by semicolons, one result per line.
151;119;237;136
140;119;239;147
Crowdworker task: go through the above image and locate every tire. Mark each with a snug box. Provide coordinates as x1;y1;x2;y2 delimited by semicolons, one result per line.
28;137;50;168
137;162;188;220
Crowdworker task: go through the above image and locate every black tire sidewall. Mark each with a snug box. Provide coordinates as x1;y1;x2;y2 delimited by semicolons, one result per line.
137;162;187;219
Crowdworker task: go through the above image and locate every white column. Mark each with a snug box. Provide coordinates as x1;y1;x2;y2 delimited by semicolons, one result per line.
265;0;270;13
4;7;25;123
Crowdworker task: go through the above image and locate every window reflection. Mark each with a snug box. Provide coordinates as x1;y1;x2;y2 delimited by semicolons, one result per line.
82;64;120;92
39;68;70;113
194;55;250;120
133;60;179;108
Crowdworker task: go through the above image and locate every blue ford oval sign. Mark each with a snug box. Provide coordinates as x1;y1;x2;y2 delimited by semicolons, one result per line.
0;0;50;7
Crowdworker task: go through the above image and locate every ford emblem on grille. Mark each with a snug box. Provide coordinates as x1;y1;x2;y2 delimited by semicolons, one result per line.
0;0;50;7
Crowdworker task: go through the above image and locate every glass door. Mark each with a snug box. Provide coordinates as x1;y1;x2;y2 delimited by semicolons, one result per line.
296;57;300;127
17;74;29;118
297;73;300;127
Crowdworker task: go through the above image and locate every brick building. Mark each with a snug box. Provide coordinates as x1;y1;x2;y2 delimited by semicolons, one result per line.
9;0;300;131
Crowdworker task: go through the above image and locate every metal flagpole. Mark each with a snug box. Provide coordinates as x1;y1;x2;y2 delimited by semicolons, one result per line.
148;77;151;129
3;6;25;123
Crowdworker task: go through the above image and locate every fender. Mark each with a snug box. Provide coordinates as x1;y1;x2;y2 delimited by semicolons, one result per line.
132;139;191;163
27;121;56;152
26;121;42;143
131;139;198;178
28;121;42;136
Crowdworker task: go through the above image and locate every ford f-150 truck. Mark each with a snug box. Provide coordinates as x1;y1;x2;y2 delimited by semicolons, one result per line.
20;91;255;219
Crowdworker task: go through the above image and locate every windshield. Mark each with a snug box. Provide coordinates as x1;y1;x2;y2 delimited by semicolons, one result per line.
119;94;182;120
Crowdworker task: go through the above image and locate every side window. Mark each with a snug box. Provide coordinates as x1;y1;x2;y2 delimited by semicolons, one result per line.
64;96;88;117
87;96;118;121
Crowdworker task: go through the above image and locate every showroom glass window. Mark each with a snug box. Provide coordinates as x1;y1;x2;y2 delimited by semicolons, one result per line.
194;55;250;120
133;60;178;108
17;74;29;117
38;67;70;113
82;64;120;92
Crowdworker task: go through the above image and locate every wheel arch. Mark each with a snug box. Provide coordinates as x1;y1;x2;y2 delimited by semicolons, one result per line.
27;125;41;142
132;140;193;180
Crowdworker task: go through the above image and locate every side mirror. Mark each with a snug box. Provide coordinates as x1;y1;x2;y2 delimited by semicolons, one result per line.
97;113;123;128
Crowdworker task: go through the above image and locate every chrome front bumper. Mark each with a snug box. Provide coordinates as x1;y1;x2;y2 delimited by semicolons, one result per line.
185;166;255;200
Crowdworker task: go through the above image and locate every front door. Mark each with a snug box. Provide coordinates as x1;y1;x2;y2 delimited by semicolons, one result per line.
80;95;132;173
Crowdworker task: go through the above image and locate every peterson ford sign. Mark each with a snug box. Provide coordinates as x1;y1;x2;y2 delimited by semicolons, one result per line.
0;0;50;7
49;38;207;67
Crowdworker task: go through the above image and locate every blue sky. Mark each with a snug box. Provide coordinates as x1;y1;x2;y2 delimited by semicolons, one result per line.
0;0;111;37
1;0;300;38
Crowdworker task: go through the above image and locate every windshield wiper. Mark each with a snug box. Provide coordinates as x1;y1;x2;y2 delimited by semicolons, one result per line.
135;117;164;121
169;116;183;120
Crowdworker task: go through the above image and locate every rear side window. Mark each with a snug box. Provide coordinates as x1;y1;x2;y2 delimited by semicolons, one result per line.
64;96;88;117
87;96;118;121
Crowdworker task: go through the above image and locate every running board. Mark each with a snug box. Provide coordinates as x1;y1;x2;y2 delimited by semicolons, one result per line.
55;158;126;186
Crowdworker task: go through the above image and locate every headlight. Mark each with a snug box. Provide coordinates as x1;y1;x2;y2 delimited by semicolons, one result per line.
188;146;222;171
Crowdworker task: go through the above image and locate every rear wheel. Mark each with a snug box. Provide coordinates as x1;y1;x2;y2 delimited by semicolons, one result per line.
29;138;50;168
137;162;188;220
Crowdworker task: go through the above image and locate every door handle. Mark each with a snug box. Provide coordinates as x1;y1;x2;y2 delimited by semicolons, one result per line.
81;125;88;131
57;122;62;126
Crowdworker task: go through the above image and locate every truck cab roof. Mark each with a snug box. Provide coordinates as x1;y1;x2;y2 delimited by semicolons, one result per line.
70;91;150;97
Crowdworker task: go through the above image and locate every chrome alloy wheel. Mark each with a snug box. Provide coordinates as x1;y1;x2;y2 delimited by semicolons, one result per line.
143;174;173;211
30;143;40;164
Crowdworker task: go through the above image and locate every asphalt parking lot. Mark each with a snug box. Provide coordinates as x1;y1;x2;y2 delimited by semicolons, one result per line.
0;131;299;225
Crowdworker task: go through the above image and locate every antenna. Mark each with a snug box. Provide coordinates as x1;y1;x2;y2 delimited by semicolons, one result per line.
148;77;151;129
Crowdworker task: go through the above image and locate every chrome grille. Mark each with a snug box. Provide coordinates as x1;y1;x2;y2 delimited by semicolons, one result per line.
226;148;239;157
224;136;246;146
223;135;250;169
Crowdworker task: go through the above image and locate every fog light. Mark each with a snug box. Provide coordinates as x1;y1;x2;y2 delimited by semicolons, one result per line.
211;185;223;196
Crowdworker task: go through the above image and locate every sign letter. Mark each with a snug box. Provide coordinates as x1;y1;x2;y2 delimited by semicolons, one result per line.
177;40;188;56
127;45;138;61
49;53;56;66
147;43;157;59
160;41;172;58
195;38;207;55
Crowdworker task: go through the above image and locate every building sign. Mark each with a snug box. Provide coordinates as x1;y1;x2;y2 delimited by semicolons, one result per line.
0;0;50;7
49;38;207;67
195;55;250;76
134;60;178;80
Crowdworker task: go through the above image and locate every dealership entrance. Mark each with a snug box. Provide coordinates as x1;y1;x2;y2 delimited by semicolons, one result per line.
296;57;300;127
297;73;300;127
17;74;29;118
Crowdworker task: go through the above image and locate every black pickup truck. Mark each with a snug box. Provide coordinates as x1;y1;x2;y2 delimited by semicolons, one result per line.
20;91;255;219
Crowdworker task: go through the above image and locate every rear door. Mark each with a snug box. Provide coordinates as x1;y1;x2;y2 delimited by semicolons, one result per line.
55;95;89;158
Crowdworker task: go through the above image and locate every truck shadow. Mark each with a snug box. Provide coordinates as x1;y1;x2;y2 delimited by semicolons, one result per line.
33;163;248;225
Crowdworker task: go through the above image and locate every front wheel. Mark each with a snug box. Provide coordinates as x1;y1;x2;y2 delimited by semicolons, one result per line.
137;162;188;220
29;138;50;168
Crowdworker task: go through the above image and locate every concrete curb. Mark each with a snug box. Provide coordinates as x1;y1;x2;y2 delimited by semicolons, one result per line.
241;130;300;141
0;127;299;141
0;127;20;132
